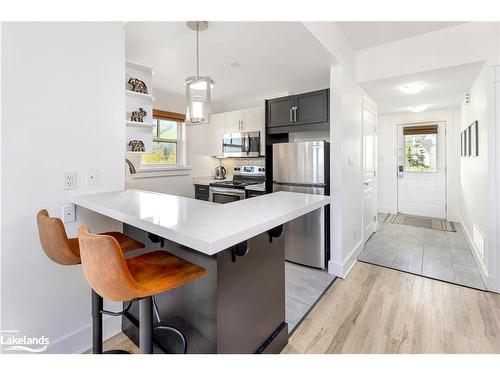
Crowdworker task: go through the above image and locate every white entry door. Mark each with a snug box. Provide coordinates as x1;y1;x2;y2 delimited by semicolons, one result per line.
397;122;446;218
363;107;377;241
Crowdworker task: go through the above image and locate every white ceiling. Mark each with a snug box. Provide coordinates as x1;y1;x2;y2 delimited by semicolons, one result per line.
336;22;466;50
360;61;484;115
125;22;333;111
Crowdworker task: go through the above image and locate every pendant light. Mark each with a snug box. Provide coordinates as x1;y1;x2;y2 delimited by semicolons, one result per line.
185;21;214;125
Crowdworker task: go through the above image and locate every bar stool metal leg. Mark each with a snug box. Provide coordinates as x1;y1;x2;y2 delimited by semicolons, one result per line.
139;296;153;354
92;290;103;354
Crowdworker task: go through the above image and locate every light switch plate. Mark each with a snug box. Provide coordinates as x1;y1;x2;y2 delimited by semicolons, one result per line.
62;204;76;223
86;169;99;186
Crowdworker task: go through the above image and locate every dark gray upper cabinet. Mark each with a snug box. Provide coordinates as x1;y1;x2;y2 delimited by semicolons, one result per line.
266;95;295;128
266;89;329;131
294;90;329;125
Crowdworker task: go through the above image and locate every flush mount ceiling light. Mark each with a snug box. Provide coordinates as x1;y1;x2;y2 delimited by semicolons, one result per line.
408;104;428;113
399;82;426;95
185;21;214;126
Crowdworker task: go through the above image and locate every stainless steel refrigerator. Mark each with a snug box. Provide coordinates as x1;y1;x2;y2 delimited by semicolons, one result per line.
272;141;330;269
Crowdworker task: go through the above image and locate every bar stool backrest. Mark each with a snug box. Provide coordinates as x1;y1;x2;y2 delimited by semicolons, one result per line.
36;209;81;265
78;226;146;302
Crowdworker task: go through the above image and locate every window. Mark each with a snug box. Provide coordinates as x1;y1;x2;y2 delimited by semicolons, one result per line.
404;125;437;172
141;110;185;166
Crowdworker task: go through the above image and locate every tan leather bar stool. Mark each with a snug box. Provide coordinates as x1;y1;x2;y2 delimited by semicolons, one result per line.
77;226;208;354
36;209;145;354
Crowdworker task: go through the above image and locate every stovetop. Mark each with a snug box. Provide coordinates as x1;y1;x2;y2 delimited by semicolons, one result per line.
210;179;263;189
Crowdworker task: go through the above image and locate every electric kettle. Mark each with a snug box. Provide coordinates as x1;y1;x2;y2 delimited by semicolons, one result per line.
214;166;226;180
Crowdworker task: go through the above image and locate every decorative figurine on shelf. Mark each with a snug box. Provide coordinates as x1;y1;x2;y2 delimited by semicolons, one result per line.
130;108;147;122
128;78;148;94
128;140;145;152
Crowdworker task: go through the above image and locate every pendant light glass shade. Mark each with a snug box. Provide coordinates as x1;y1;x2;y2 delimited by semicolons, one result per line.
185;76;212;125
185;21;213;126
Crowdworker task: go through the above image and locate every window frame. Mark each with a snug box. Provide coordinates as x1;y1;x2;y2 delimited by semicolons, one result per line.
133;109;190;177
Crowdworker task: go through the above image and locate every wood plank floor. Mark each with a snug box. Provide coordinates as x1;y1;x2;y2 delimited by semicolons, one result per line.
283;262;500;354
96;262;500;354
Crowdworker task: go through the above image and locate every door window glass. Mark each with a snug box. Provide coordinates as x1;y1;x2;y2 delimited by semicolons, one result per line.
404;132;437;172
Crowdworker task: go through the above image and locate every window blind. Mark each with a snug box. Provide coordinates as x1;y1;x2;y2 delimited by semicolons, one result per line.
403;125;438;135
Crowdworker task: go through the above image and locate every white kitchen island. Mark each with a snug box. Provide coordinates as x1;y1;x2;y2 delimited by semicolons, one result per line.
71;189;330;354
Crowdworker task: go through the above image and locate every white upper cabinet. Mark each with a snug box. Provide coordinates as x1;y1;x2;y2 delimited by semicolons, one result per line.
209;112;226;157
225;110;243;133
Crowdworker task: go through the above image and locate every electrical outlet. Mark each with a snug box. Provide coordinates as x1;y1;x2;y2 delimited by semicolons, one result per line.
62;204;76;223
63;172;76;190
86;169;99;186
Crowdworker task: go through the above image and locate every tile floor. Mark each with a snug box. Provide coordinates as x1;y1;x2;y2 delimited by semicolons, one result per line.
358;214;485;290
285;261;335;333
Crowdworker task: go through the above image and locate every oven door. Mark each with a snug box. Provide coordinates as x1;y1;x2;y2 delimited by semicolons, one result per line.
209;187;246;203
222;131;260;157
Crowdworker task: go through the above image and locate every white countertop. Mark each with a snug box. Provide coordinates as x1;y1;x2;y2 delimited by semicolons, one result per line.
71;189;330;256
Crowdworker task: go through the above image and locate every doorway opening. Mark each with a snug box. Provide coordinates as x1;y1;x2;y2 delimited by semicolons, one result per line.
396;121;447;219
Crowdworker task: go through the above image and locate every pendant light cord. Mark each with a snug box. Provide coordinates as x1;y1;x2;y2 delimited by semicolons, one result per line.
196;21;200;79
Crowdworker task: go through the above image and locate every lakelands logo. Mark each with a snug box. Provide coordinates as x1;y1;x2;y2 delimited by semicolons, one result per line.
1;330;50;353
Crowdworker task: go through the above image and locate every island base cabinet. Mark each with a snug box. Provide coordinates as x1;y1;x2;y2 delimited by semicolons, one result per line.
121;224;287;354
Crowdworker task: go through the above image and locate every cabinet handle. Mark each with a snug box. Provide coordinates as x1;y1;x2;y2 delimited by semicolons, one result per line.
293;106;298;122
289;108;293;123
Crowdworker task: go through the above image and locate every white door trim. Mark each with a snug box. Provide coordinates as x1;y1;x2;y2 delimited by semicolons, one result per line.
362;95;378;243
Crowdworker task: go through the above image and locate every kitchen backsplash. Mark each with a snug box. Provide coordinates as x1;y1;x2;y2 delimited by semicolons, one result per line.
220;157;265;172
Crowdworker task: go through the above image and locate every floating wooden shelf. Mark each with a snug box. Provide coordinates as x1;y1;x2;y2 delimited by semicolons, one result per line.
126;121;153;128
125;90;153;100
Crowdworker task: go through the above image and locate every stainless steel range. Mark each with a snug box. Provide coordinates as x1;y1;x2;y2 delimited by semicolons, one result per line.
209;165;265;203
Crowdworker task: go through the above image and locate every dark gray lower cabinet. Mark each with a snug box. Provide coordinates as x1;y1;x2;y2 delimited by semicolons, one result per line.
121;224;288;354
245;189;265;199
194;184;209;201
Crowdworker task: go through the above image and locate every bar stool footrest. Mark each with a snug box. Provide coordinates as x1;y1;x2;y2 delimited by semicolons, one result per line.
153;325;188;354
103;350;130;354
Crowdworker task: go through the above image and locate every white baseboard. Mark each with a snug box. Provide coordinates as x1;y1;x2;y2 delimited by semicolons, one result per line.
328;239;364;279
459;217;497;292
378;207;396;214
46;315;122;354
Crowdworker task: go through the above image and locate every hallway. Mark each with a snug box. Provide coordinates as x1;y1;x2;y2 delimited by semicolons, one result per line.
358;214;485;290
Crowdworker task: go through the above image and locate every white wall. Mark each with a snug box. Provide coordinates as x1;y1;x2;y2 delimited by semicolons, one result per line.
303;22;356;79
377;110;461;222
459;64;498;291
356;22;500;83
329;65;365;277
1;22;126;353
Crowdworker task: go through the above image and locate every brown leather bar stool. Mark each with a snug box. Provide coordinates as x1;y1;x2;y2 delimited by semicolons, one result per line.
36;209;145;353
77;226;207;354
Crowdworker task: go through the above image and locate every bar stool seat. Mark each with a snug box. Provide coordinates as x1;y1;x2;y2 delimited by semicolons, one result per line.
36;209;144;265
78;227;207;353
36;209;145;354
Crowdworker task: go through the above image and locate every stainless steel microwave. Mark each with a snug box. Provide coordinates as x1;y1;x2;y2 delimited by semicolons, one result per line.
222;131;260;157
